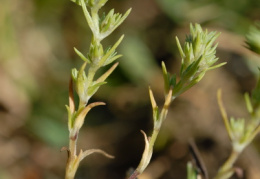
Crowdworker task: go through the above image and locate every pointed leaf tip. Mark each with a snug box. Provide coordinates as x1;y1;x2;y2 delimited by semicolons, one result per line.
149;87;157;109
96;62;119;83
74;47;91;63
81;149;115;162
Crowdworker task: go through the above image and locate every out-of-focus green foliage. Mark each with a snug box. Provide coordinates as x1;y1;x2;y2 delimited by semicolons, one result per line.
156;0;259;33
246;23;260;55
119;35;158;85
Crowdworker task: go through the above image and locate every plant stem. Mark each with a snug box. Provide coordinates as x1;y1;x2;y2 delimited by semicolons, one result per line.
128;89;172;179
128;170;140;179
127;119;163;179
128;100;170;179
214;149;240;179
69;136;77;157
65;136;79;179
91;7;100;37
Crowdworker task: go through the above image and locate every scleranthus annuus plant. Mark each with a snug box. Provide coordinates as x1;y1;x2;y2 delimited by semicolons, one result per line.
214;88;260;179
128;23;226;179
212;23;260;179
62;0;131;178
171;24;226;98
60;0;259;177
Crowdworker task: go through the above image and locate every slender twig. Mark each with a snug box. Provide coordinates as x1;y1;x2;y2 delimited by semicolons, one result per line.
214;149;239;179
217;89;233;140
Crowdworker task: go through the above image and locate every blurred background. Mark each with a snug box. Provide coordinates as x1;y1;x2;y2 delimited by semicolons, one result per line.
0;0;260;178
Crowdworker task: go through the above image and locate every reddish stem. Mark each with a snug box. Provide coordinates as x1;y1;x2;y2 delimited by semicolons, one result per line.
128;170;139;179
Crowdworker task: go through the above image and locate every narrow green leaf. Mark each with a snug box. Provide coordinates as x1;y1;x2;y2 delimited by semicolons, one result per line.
217;89;233;141
162;61;170;94
74;47;91;63
149;87;158;110
76;62;88;102
77;62;87;82
169;74;176;88
207;62;226;71
153;106;159;122
99;35;124;66
96;62;119;83
71;68;78;81
104;54;122;66
87;82;107;96
65;105;73;130
244;93;253;114
80;0;95;33
176;37;185;59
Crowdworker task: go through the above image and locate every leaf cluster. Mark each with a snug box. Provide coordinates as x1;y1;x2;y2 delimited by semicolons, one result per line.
163;24;226;99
